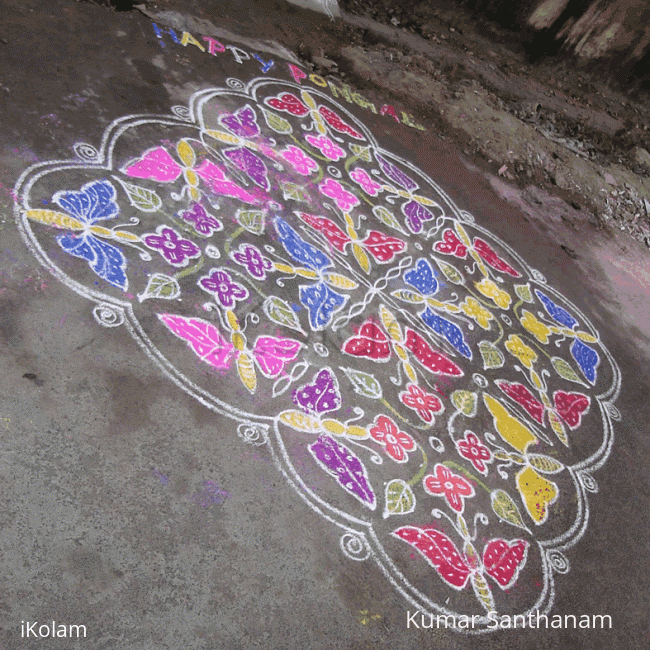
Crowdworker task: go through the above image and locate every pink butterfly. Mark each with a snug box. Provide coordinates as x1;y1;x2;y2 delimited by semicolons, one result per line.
159;313;301;393
393;525;529;611
264;91;364;140
123;144;259;204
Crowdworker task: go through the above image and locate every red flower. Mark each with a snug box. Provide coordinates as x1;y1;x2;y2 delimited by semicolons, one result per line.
424;464;474;513
369;415;415;463
456;431;492;475
400;383;443;423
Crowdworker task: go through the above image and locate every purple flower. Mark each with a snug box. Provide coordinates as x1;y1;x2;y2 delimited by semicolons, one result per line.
144;226;201;267
230;243;273;280
179;202;223;236
199;267;249;308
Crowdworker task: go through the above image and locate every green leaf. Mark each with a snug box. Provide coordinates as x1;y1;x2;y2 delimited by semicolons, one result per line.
116;178;162;212
263;296;306;334
138;274;180;302
479;341;504;369
435;259;464;285
350;144;372;161
383;479;415;518
280;181;309;203
262;108;292;134
372;206;406;234
236;210;265;235
491;489;529;531
341;367;382;399
551;356;583;384
451;390;477;416
528;454;565;474
390;289;424;304
515;284;533;303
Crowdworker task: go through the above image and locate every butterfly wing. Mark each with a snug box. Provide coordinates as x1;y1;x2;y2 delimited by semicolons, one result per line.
299;212;351;253
159;314;235;369
496;380;546;425
535;289;578;329
392;526;472;589
252;336;301;378
292;367;342;415
53;179;120;225
420;308;472;359
404;327;463;376
194;159;259;204
402;200;434;234
223;147;270;191
264;92;310;117
218;104;260;138
473;238;521;278
434;228;469;257
122;147;183;183
404;258;438;295
342;318;392;360
57;232;127;290
318;106;364;140
375;154;418;191
275;217;333;271
299;281;347;330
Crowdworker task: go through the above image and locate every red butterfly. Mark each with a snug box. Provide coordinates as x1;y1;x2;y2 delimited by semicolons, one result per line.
393;524;529;612
434;223;521;278
298;212;406;273
342;305;463;382
264;90;364;140
497;380;590;434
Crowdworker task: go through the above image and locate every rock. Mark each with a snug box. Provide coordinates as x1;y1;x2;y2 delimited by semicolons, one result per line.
633;146;650;168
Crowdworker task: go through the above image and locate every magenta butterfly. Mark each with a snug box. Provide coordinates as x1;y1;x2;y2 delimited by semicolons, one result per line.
159;313;301;393
264;91;364;140
394;525;529;612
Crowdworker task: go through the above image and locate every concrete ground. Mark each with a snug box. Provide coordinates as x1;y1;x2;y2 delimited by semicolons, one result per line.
0;0;649;648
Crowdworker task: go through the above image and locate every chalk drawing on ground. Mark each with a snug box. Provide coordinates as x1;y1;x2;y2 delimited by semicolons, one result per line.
15;73;621;632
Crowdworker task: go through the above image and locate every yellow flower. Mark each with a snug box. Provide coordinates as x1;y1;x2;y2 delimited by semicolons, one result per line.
460;297;494;329
520;310;551;344
505;335;537;368
475;278;511;309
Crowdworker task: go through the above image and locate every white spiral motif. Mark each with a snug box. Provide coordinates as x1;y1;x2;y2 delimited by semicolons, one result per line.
92;303;124;327
171;105;192;121
548;550;570;574
579;471;598;493
340;532;371;561
237;422;269;446
73;142;99;162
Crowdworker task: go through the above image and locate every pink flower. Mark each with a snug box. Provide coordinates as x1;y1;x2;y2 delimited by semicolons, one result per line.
456;431;492;475
400;383;443;423
350;167;382;196
318;178;359;211
305;134;345;161
369;414;415;463
280;145;318;176
423;464;474;513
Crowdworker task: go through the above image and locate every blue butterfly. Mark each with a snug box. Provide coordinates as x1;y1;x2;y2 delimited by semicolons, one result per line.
403;258;471;359
535;289;599;384
274;217;350;331
52;180;128;290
